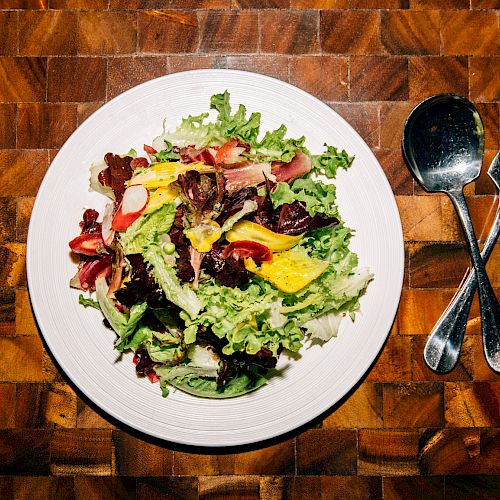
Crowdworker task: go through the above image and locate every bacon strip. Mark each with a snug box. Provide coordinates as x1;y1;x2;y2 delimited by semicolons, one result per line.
222;162;272;192
72;256;113;291
271;150;312;183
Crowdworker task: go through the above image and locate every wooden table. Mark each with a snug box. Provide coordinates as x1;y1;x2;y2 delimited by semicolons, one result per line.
1;1;499;498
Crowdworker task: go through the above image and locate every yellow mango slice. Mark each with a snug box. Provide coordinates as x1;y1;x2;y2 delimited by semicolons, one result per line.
144;186;178;214
184;221;222;253
245;250;328;293
226;220;302;252
128;162;214;189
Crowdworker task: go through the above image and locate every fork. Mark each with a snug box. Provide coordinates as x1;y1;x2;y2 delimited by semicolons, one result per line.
424;151;500;373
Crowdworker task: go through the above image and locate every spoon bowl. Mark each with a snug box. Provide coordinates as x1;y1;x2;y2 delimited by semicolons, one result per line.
402;94;484;192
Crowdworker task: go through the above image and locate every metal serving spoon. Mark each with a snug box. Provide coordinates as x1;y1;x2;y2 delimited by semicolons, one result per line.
402;94;500;373
422;152;500;373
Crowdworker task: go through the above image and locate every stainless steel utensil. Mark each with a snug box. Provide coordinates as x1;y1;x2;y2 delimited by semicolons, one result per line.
422;152;500;373
402;94;500;373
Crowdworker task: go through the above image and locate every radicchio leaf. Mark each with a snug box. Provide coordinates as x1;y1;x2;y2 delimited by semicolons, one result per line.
168;206;195;283
79;209;101;234
216;186;258;226
99;153;135;203
276;201;338;235
202;244;251;287
177;170;224;215
217;347;278;387
114;253;165;307
134;348;157;375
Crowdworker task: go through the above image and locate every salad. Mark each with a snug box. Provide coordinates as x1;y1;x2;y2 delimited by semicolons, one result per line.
69;92;373;399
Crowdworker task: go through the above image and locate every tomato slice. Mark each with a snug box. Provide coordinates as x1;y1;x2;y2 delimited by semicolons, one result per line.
69;233;106;256
144;144;157;155
222;240;272;264
146;370;160;383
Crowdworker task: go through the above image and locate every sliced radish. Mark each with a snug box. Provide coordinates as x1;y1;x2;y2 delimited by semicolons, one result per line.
112;184;149;231
122;184;149;213
69;233;106;256
101;202;115;246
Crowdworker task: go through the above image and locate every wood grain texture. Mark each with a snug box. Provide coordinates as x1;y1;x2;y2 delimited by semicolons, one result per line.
226;55;290;81
260;10;319;55
297;429;357;475
289;55;348;101
113;430;173;476
350;56;409;101
17;104;77;149
78;11;137;55
358;429;420;476
381;10;440;55
175;439;295;476
0;57;46;102
51;429;113;475
0;12;17;56
199;11;258;54
107;56;169;99
1;2;499;496
138;10;199;54
320;10;382;55
0;430;51;475
18;10;78;56
48;57;106;102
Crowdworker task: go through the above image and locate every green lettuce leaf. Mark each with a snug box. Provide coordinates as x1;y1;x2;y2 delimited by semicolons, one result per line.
143;245;202;319
210;91;262;145
155;364;267;399
147;340;185;364
270;178;339;218
95;277;147;350
152;91;310;162
302;310;345;342
282;260;373;327
120;202;177;255
122;324;152;350
152;140;181;162
152;112;226;150
78;294;100;310
254;124;308;162
299;224;353;261
123;148;137;158
181;279;303;356
311;144;354;178
279;223;373;328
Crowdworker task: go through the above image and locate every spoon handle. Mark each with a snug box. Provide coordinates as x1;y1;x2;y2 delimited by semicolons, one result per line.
424;201;500;373
448;190;500;372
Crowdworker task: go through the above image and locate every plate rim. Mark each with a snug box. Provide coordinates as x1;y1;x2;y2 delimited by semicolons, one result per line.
27;68;405;447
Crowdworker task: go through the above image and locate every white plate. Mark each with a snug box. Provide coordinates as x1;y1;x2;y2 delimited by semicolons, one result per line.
27;70;404;447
